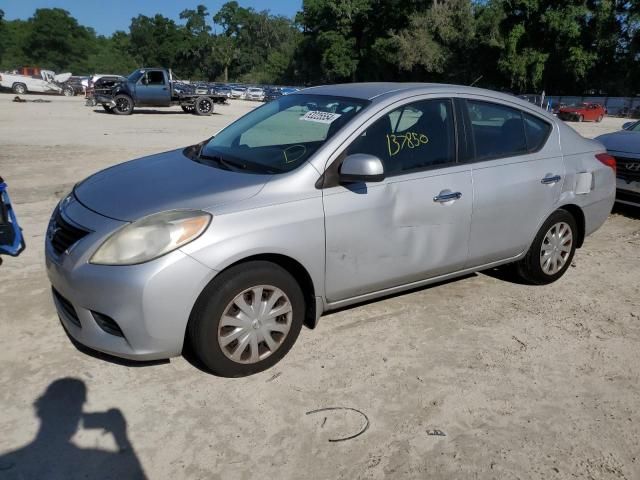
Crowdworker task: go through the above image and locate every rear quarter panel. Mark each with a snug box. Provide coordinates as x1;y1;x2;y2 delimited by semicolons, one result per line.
557;122;615;236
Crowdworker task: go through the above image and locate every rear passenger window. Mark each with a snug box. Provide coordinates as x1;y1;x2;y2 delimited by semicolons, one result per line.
523;113;551;151
467;101;527;160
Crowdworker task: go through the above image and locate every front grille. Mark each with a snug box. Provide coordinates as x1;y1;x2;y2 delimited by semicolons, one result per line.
614;156;640;182
617;189;640;205
52;288;81;328
49;209;89;255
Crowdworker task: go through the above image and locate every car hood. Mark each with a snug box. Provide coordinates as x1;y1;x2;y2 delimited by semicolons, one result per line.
595;131;640;155
74;148;269;222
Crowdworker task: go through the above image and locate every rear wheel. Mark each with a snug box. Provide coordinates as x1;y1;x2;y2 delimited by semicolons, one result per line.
194;96;213;116
516;209;577;285
577;115;584;122
12;83;27;95
597;114;603;122
112;94;134;115
188;261;305;377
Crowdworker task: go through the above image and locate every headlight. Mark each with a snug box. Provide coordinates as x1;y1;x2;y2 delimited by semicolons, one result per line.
90;210;211;265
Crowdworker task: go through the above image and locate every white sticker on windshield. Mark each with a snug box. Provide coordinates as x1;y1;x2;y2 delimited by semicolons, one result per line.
300;110;342;124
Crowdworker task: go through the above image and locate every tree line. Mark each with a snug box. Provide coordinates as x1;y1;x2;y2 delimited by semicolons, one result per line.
0;1;638;95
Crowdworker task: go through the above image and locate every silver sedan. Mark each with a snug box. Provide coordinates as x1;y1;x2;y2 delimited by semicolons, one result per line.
46;83;616;376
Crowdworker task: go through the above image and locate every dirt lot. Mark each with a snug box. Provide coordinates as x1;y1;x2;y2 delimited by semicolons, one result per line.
0;95;638;480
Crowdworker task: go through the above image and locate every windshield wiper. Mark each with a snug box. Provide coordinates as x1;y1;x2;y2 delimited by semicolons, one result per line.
199;153;248;171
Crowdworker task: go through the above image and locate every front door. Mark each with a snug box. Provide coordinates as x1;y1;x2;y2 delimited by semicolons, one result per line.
135;70;171;106
322;98;472;302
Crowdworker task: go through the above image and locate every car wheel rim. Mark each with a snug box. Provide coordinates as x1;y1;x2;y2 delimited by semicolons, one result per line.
16;86;25;94
200;101;211;113
540;221;572;275
218;285;292;364
116;98;130;112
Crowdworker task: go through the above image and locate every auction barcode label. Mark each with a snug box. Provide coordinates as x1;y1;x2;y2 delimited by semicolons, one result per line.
300;111;342;124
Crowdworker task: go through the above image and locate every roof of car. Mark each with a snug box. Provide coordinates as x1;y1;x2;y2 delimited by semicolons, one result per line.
301;82;523;100
296;82;554;116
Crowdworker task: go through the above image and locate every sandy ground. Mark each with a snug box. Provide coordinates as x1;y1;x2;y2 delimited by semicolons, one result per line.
0;94;638;480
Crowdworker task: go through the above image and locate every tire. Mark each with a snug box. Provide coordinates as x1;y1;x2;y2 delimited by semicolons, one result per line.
194;96;213;116
188;261;305;377
577;115;584;122
102;105;113;113
62;87;75;97
12;83;27;95
516;209;578;285
181;104;195;113
112;94;134;115
597;115;603;122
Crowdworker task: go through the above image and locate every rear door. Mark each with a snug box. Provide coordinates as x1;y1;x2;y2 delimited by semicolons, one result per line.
460;97;564;266
135;70;171;106
322;97;473;302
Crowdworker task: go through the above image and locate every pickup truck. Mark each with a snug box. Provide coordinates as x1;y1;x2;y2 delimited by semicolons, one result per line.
94;68;227;115
0;70;75;96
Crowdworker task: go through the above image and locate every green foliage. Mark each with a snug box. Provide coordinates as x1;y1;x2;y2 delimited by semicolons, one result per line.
0;2;638;94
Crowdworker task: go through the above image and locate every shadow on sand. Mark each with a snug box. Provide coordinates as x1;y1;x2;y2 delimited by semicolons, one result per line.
0;378;147;479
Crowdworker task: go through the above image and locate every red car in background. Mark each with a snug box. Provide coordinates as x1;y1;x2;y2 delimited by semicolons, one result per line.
558;102;606;122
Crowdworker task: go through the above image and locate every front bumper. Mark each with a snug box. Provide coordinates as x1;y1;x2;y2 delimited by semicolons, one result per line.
616;178;640;207
45;196;216;361
94;94;115;106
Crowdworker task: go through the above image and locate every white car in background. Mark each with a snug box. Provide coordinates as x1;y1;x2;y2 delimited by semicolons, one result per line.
0;70;74;96
230;86;247;99
246;87;265;101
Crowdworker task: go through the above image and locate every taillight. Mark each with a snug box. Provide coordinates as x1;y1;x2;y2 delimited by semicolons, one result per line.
596;153;616;174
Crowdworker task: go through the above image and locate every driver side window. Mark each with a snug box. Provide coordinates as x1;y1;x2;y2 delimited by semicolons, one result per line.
346;99;456;175
144;71;165;86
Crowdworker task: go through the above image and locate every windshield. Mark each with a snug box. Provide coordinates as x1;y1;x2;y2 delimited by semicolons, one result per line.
198;94;369;174
627;121;640;132
127;70;143;83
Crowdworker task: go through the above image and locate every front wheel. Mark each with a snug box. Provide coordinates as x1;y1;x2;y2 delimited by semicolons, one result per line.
112;94;134;115
188;261;305;377
12;83;27;95
62;87;75;97
516;209;577;285
577;115;584;122
597;115;603;122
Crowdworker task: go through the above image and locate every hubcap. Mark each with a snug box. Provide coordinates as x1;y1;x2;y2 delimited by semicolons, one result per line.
218;285;292;364
540;221;573;275
200;101;212;112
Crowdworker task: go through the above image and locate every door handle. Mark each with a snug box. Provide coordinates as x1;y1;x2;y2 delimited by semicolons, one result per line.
433;191;462;203
541;175;561;185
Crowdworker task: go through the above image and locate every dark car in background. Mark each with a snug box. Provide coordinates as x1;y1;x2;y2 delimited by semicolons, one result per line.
596;120;640;207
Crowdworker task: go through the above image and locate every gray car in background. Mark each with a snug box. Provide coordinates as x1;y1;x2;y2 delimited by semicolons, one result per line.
46;83;616;376
596;120;640;207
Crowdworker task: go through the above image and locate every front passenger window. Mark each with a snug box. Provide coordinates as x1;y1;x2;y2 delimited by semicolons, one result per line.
347;99;456;175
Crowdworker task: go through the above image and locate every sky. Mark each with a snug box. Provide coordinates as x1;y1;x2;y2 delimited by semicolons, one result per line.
2;0;303;36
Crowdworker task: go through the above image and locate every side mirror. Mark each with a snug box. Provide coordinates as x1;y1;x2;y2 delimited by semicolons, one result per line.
340;154;385;183
623;121;634;130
